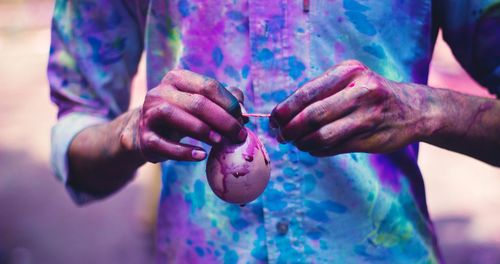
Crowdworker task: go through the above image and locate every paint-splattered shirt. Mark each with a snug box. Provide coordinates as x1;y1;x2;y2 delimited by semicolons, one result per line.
49;0;500;263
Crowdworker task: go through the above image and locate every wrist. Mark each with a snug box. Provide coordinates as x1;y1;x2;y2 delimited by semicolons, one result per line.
119;108;145;163
412;84;447;142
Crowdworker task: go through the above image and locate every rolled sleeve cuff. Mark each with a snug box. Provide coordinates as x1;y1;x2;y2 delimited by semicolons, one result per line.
50;112;109;205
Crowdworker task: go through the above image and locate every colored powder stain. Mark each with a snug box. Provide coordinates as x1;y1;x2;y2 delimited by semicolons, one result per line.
283;182;296;191
231;218;250;231
214;250;221;257
256;48;274;61
345;11;377;36
288;56;306;80
261;90;288;103
368;155;401;191
178;0;190;17
305;200;347;222
181;55;203;67
236;22;249;33
224;249;239;264
302;174;316;194
363;44;387;59
343;0;370;12
298;151;317;166
232;232;240;242
283;167;295;177
305;201;330;222
227;11;244;20
224;65;241;81
212;47;224;67
195;246;205;257
320;240;328;250
276;176;284;182
265;189;287;211
241;65;250;79
343;0;376;36
187;239;193;245
348;82;356;88
367;191;375;202
320;200;348;213
306;231;322;240
192;180;205;209
251;245;267;261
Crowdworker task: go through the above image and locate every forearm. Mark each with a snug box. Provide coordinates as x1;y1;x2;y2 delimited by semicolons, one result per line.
421;86;500;166
67;108;145;196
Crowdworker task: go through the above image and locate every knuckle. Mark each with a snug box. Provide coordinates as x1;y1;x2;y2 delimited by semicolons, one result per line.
163;70;180;84
202;79;220;94
189;94;206;111
306;104;328;127
157;103;176;121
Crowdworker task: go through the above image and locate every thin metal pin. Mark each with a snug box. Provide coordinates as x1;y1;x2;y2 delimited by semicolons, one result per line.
242;113;271;118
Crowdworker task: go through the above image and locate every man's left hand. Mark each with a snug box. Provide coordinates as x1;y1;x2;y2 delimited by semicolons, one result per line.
270;60;434;157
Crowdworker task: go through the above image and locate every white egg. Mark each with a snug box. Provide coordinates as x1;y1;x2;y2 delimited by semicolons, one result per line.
206;127;271;204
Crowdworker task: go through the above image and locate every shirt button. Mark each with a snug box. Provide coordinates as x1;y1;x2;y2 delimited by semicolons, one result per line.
276;221;289;235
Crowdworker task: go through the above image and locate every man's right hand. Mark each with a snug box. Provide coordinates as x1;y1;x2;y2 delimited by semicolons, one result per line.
123;69;247;163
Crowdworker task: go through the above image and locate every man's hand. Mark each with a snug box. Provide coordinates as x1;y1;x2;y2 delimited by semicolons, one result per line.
270;60;434;157
122;69;247;163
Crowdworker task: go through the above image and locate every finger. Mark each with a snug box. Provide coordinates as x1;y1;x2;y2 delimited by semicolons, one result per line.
139;131;207;163
164;90;246;142
271;60;366;128
162;69;242;118
228;86;245;104
309;134;375;157
279;85;365;142
145;103;223;145
228;87;249;124
294;114;375;152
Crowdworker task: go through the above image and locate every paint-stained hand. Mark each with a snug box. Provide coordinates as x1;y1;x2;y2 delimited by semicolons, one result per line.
130;69;247;163
270;60;433;156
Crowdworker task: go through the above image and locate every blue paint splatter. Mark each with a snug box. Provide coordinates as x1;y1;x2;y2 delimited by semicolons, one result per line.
224;65;241;81
265;189;287;211
224;249;239;264
227;11;244;20
305;200;347;222
363;44;386;59
302;174;316;194
212;47;224;67
195;246;205;257
241;65;250;79
178;0;190;17
232;232;240;242
320;200;348;213
344;0;370;11
288;56;306;80
251;245;267;261
192;180;205;209
345;12;376;36
343;0;376;36
283;182;296;191
256;48;274;61
306;231;322;240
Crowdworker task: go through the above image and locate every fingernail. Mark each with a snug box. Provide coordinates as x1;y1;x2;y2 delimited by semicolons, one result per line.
191;149;207;160
209;131;222;144
237;128;248;142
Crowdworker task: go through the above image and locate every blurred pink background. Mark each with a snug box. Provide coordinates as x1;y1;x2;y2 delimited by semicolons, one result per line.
0;1;499;263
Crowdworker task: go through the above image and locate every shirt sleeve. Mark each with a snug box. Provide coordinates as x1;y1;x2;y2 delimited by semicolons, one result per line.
48;0;148;204
436;0;500;97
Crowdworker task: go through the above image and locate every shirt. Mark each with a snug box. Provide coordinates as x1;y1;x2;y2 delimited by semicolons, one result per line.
48;0;500;263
